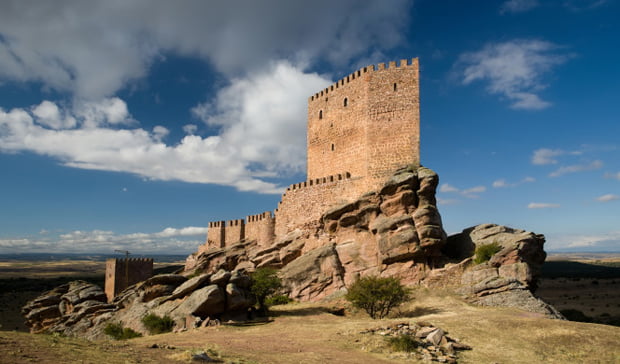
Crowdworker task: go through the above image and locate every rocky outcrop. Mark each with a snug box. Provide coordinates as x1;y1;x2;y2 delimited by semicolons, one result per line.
182;167;558;318
184;166;448;301
22;269;255;339
441;223;562;318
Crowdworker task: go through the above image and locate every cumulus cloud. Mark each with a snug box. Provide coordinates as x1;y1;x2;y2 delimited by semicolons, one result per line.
0;0;409;99
192;60;330;175
0;226;208;254
456;39;571;109
549;160;603;177
500;0;540;14
183;124;198;135
528;202;561;209
596;194;619;202
0;62;331;193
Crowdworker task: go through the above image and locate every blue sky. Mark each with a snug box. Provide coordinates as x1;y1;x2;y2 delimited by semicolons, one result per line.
0;0;618;255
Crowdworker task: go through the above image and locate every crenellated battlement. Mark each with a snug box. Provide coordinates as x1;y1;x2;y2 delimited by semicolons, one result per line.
286;172;352;192
309;58;417;102
247;211;273;222
209;221;225;228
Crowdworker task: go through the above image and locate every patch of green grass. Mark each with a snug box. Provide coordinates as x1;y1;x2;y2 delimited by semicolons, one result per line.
265;294;292;306
473;242;502;264
386;334;418;352
141;313;175;334
103;322;142;340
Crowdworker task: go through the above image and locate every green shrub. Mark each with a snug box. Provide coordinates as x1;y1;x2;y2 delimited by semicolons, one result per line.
265;294;292;306
386;334;418;352
473;242;502;264
251;267;282;314
345;276;411;319
104;322;142;340
141;313;175;334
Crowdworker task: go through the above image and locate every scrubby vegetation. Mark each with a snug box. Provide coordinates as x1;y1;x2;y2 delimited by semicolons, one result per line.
345;276;411;319
386;334;418;352
141;313;174;334
473;242;502;264
250;267;282;314
265;294;292;306
103;322;142;340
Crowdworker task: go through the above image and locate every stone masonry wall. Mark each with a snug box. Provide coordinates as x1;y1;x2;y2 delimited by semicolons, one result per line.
104;258;153;302
307;58;420;194
245;211;275;247
274;173;366;238
206;221;225;249
225;219;245;247
366;59;420;191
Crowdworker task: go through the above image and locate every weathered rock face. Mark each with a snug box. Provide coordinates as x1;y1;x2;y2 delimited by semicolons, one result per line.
22;269;255;339
185;166;447;301
182;166;558;318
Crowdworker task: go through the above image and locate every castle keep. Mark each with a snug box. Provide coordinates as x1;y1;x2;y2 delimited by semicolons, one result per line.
203;58;420;250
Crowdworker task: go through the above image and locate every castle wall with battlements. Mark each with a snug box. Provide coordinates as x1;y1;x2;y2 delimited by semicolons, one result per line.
197;58;421;253
105;258;153;302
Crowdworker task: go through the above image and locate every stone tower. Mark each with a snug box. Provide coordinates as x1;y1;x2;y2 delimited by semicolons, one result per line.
307;58;420;193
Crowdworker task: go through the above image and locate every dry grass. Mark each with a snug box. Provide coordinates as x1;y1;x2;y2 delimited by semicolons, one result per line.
2;260;620;363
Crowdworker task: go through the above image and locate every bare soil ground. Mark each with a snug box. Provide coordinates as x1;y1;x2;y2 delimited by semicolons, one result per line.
1;258;619;363
1;291;619;364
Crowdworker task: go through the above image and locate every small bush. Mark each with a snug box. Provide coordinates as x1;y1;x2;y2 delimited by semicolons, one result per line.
141;313;174;334
265;294;292;306
345;276;411;319
104;322;142;340
473;242;502;264
387;334;418;352
251;267;282;314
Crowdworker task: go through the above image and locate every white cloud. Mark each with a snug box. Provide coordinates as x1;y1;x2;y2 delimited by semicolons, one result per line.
604;171;620;180
457;39;571;110
439;183;486;198
0;0;409;99
183;124;198;135
500;0;540;14
492;176;535;188
439;183;460;193
0;226;208;254
546;230;620;252
0;63;331;193
531;148;581;165
437;198;460;206
528;202;561;209
548;160;603;177
192;60;331;176
596;194;619;202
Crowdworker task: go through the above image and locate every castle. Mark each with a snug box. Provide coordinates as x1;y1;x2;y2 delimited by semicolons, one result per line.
201;58;420;252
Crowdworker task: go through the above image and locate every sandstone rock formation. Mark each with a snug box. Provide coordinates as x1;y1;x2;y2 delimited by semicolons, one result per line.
183;166;561;318
22;269;255;339
186;166;447;301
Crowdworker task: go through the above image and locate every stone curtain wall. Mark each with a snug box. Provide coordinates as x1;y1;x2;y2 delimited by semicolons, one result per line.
206;221;225;249
274;175;366;238
104;258;153;302
225;219;245;246
245;211;275;247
